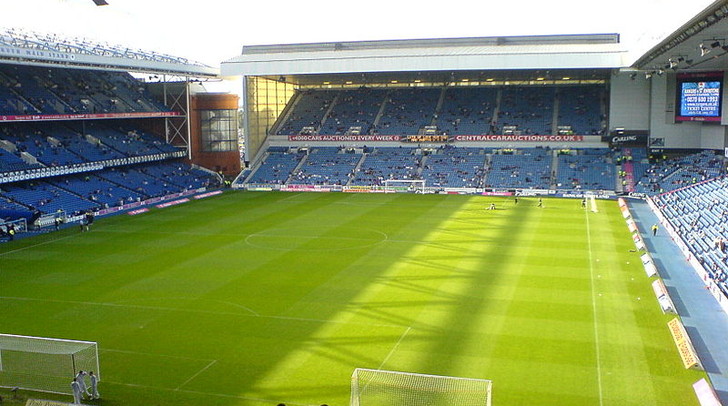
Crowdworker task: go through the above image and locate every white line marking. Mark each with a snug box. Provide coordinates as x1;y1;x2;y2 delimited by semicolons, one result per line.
0;295;405;329
585;206;604;406
175;359;217;390
213;300;260;316
0;234;76;257
377;326;411;371
103;380;316;406
100;348;214;362
86;227;485;246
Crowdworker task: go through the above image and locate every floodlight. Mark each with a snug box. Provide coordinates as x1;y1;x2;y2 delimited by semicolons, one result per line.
700;43;711;56
92;0;109;5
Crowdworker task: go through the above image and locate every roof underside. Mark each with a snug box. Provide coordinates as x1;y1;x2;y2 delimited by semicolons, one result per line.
0;28;218;77
632;0;728;72
221;34;627;79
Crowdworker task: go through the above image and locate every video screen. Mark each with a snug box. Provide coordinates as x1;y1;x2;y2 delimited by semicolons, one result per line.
676;73;723;122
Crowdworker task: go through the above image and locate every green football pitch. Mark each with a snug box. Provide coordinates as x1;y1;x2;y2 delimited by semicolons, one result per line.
0;191;707;406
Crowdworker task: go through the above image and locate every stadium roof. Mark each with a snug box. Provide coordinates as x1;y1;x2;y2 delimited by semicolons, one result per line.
221;34;627;81
632;0;728;72
0;27;218;77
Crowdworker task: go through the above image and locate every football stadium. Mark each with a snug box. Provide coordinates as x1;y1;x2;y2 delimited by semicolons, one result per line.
1;1;728;405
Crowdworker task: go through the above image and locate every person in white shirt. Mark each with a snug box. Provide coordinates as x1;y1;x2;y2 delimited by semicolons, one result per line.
89;371;100;400
71;378;82;405
75;370;90;399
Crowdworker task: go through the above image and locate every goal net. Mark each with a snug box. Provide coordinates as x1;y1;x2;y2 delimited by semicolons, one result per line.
383;179;426;193
351;368;492;406
0;334;100;395
587;194;599;213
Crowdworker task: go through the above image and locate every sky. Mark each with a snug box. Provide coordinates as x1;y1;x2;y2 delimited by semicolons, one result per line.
0;0;718;94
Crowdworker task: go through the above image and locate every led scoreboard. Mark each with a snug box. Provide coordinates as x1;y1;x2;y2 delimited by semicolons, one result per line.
405;135;449;142
676;72;723;122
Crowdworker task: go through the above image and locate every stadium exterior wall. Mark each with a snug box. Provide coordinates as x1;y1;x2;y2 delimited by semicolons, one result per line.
647;74;728;150
223;50;624;76
609;71;651;132
189;93;242;176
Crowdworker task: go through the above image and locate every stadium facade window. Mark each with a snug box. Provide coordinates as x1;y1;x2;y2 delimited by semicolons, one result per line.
200;109;238;152
246;77;295;160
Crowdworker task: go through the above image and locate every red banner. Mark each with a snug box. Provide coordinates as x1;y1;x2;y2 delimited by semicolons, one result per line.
286;134;588;142
454;135;584;142
0;111;181;122
287;135;401;142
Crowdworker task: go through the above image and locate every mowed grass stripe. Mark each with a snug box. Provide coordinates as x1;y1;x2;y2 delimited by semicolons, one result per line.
0;192;708;406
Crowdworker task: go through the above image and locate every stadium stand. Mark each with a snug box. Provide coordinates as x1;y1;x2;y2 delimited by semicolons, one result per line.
289;147;361;186
0;65;170;115
497;87;554;135
555;148;615;190
420;146;488;188
0;61;219;231
319;88;386;135
653;176;728;296
556;85;605;135
437;87;498;135
276;90;337;135
634;150;724;195
242;145;723;194
376;88;440;135
351;147;421;186
484;148;552;189
246;148;306;185
0;160;217;218
272;85;608;137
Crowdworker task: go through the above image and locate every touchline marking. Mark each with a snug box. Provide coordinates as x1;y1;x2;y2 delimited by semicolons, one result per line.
175;359;217;390
0;295;406;329
585;207;604;406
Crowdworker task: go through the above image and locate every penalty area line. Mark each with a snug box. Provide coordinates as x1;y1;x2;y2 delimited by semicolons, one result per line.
0;234;76;257
376;326;411;371
175;359;217;391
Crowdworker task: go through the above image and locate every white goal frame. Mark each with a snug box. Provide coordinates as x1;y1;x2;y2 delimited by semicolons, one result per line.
0;333;100;396
587;194;599;213
383;179;426;193
351;368;492;406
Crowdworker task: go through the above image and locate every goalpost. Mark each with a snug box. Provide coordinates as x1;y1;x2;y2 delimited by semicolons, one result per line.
351;368;492;406
0;334;100;395
383;179;426;194
587;194;599;213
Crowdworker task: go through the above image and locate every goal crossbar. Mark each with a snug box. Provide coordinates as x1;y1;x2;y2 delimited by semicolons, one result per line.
0;333;100;396
351;368;492;406
383;179;426;193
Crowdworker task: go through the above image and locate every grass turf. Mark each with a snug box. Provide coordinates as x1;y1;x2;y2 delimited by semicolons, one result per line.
0;191;707;406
